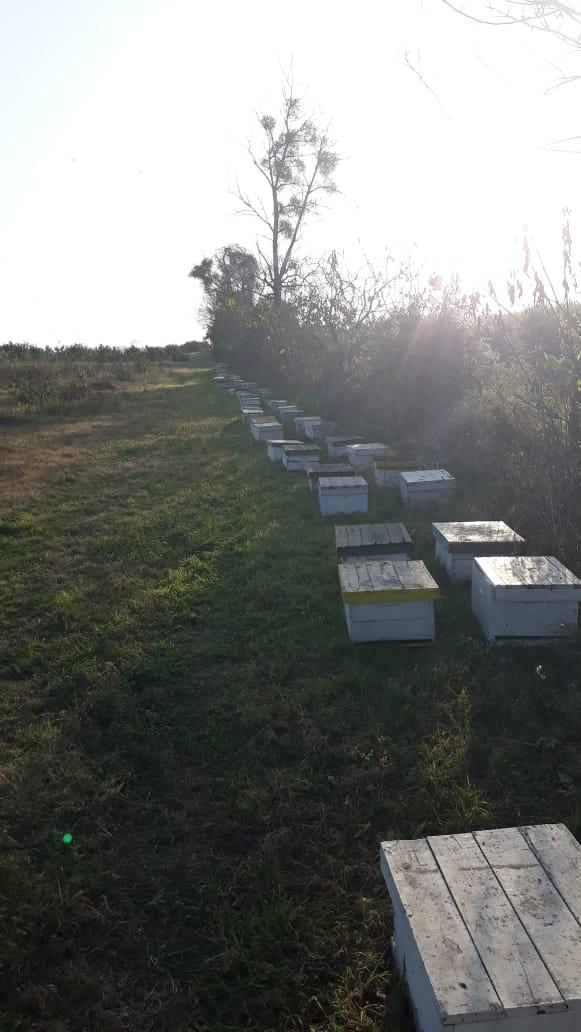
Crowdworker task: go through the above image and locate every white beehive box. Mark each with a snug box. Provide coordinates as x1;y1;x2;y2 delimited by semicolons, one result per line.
347;442;393;468
318;476;368;517
279;406;304;423
268;398;288;411
433;521;525;583
339;559;439;642
305;463;352;493
274;403;298;419
326;435;364;459
335;523;412;562
240;407;263;424
282;443;321;471
295;415;322;435
237;393;261;407
400;469;455;509
251;420;282;442
380;823;581;1032
305;420;338;440
266;439;301;462
374;458;420;488
247;414;276;431
472;555;581;643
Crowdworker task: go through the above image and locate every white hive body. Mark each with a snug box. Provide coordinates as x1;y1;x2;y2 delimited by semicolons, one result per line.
305;463;352;494
240;408;263;425
432;521;525;583
251;420;283;442
266;439;301;462
305;420;337;440
325;435;364;459
280;407;304;424
380;823;581;1032
346;442;393;469
295;415;322;435
339;559;439;643
268;398;288;411
318;475;368;516
400;469;455;509
471;555;581;643
282;444;321;471
335;523;413;562
374;458;420;488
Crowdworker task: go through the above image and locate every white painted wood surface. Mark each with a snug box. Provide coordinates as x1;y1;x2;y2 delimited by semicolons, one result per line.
251;421;282;442
339;559;438;642
472;556;581;642
326;435;364;458
295;416;322;435
305;420;338;439
266;439;301;462
318;476;368;516
400;469;455;509
347;442;392;468
432;521;524;583
282;443;321;471
380;824;581;1030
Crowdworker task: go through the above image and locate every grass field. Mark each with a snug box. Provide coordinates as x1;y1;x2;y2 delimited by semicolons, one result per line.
1;360;580;1031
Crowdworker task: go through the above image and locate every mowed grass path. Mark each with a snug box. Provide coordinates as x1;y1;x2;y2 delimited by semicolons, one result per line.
1;362;580;1031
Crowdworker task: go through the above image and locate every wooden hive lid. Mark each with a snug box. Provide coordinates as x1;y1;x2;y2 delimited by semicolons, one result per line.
319;475;368;491
281;443;321;453
380;823;581;1024
339;558;438;602
266;438;301;446
306;463;352;478
335;522;412;550
475;555;581;601
347;442;391;454
432;521;525;551
325;435;364;445
400;468;455;485
249;414;278;424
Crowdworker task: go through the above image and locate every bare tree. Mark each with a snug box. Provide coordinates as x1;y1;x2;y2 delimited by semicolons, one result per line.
236;81;340;307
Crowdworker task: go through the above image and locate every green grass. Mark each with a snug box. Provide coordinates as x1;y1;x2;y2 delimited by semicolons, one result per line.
1;361;580;1031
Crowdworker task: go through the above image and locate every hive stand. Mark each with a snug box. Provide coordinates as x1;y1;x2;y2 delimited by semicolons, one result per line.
432;521;525;583
339;559;439;642
251;420;283;442
266;439;301;462
380;824;581;1032
472;555;581;643
374;458;420;488
400;469;455;509
347;442;393;468
305;463;353;493
318;476;368;516
326;435;364;459
335;523;412;562
282;443;321;471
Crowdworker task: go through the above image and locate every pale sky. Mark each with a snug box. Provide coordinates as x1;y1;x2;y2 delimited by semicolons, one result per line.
1;0;580;348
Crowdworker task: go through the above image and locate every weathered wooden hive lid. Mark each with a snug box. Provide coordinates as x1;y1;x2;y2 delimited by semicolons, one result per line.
306;463;352;478
298;415;322;422
475;555;581;601
281;443;321;453
348;442;389;452
400;468;455;485
432;521;525;551
249;414;278;423
380;823;581;1025
339;558;438;602
266;438;301;446
319;475;368;490
335;522;412;550
325;435;364;445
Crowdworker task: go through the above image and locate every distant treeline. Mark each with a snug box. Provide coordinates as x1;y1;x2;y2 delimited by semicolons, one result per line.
0;341;204;361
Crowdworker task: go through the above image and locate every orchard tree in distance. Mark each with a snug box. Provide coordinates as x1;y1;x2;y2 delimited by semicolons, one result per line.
235;79;340;307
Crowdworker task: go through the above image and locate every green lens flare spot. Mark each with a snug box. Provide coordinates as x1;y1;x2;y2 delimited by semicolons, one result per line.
62;833;73;845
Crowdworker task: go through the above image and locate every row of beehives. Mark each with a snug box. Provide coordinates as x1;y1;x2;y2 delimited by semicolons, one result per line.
213;368;581;648
214;367;581;1032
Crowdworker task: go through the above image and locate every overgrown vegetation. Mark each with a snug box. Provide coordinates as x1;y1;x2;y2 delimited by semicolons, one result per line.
1;362;580;1030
